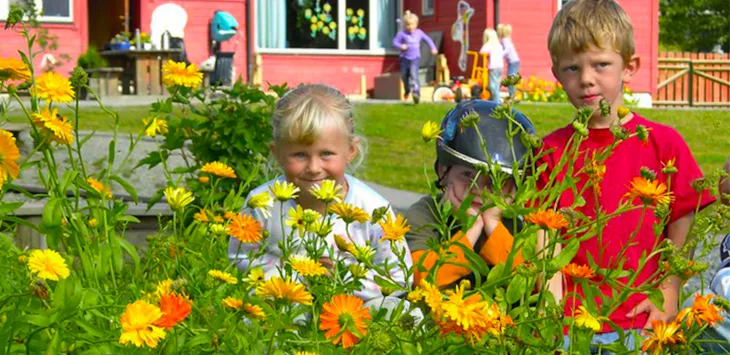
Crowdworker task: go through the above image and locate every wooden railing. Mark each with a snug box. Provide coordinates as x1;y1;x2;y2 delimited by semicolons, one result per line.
655;51;730;107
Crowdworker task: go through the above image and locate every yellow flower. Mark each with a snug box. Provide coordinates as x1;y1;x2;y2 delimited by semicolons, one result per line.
641;320;685;354
624;177;674;206
226;214;264;244
209;223;227;236
200;161;237;179
247;191;273;219
286;205;307;235
328;202;369;224
357;8;365;17
0;57;30;81
162;60;203;88
222;297;243;310
289;255;328;277
421;121;442;142
323;3;332;12
198;176;210;184
662;158;678;175
676;293;724;328
329;21;337;29
119;300;166;348
359;28;367;36
322;27;330;35
0;129;21;189
309;179;343;203
346;8;354;16
27;249;70;281
164;186;194;211
307;218;333;237
35;72;74;103
584;151;606;195
208;269;238;284
87;177;112;198
143;117;168;137
88;218;98;227
243;303;266;319
31;107;73;145
574;306;602;331
269;180;300;201
149;279;174;302
524;210;569;230
320;294;371;348
255;277;313;305
243;267;265;285
334;234;356;254
617;106;631;119
379;213;410;242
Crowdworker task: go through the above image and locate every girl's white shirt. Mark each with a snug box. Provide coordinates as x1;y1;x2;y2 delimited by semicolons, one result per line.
228;174;413;302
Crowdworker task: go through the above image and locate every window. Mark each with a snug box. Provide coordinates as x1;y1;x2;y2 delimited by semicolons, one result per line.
0;0;73;22
257;0;399;54
557;0;571;9
422;0;434;16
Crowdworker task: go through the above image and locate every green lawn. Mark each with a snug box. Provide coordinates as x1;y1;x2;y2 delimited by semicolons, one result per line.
4;102;728;194
354;103;730;193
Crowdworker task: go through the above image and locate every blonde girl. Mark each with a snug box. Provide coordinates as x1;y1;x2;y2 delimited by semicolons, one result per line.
479;28;504;103
497;24;521;97
228;84;413;308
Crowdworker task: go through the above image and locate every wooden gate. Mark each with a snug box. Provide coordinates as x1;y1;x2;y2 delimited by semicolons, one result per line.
655;52;730;107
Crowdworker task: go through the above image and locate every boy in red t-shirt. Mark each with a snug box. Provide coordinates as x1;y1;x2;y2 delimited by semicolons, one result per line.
542;0;715;349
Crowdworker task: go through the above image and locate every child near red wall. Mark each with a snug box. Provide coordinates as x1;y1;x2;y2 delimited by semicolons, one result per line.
392;11;437;104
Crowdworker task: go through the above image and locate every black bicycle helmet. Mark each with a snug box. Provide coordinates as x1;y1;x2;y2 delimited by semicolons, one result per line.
436;100;535;175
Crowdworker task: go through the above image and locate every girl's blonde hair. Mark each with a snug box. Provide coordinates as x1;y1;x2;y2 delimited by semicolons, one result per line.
482;28;499;46
272;84;366;170
497;24;512;39
402;10;418;26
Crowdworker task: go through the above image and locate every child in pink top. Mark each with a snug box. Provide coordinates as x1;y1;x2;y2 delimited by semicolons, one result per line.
479;28;504;103
497;24;520;97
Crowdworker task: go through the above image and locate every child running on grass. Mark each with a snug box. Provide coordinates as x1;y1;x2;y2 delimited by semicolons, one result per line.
542;0;715;350
392;10;438;104
228;84;413;309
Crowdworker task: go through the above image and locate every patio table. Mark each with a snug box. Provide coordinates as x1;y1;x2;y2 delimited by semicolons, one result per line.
100;49;182;95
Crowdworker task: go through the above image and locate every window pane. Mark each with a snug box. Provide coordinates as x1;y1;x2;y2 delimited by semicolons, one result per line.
286;0;338;49
42;0;70;17
345;0;368;50
376;0;397;49
257;0;286;49
423;0;434;13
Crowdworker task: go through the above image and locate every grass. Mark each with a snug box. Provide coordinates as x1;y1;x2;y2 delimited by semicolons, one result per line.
354;103;730;193
3;102;728;194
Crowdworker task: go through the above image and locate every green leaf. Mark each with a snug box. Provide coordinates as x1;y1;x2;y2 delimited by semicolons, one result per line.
552;239;580;269
0;201;24;215
110;232;123;274
18;314;51;327
42;197;64;228
505;274;527;304
648;288;665;312
453;242;490;286
110;175;138;204
59;170;79;195
146;188;165;212
116;215;141;224
118;238;140;275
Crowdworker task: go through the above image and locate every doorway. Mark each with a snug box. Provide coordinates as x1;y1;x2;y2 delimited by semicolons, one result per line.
88;0;140;50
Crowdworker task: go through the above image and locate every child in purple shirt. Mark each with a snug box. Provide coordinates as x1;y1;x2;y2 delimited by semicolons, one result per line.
392;11;438;104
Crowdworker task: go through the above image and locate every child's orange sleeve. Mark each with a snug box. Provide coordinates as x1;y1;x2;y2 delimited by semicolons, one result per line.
411;223;522;289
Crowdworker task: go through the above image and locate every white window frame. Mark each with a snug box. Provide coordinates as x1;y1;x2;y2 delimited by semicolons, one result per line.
422;0;434;16
0;0;74;23
256;0;401;56
557;0;570;10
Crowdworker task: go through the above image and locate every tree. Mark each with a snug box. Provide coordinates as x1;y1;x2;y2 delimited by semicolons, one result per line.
660;0;730;52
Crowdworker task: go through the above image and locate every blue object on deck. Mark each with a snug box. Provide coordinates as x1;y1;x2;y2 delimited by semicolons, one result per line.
211;11;239;43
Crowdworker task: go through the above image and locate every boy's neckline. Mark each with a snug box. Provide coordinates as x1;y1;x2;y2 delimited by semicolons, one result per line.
587;112;635;130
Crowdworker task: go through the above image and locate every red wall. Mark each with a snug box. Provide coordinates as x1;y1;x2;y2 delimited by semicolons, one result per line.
0;0;88;78
140;0;248;82
407;0;658;94
261;54;399;96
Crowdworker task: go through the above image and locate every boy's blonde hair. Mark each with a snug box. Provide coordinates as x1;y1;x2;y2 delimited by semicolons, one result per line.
482;28;499;46
547;0;634;65
272;84;365;169
403;10;418;26
496;24;512;39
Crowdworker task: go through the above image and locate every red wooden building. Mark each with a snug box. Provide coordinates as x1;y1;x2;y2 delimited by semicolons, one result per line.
0;0;658;101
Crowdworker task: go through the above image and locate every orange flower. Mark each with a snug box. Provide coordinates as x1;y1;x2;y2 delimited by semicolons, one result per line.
584;151;606;195
624;177;674;206
676;294;724;328
319;294;371;348
226;214;263;244
243;303;266;319
154;293;191;330
524;210;569;230
641;320;685;354
561;263;596;280
222;297;243;310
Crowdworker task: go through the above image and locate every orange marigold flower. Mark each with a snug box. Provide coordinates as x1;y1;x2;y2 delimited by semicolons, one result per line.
641;320;685;354
524;210;569;230
226;214;263;244
624;177;674;206
0;56;30;81
319;294;371;348
200;161;237;179
676;294;724;328
119;300;166;348
584;151;606;195
243;303;266;319
0;129;21;189
255;277;312;305
222;296;243;310
379;213;410;242
561;263;596;280
87;177;112;198
154;293;191;330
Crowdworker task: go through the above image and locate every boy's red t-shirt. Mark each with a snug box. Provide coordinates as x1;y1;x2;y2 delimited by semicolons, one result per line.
538;113;715;333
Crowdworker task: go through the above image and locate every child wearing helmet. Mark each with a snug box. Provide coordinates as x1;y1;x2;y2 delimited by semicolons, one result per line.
405;100;534;288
